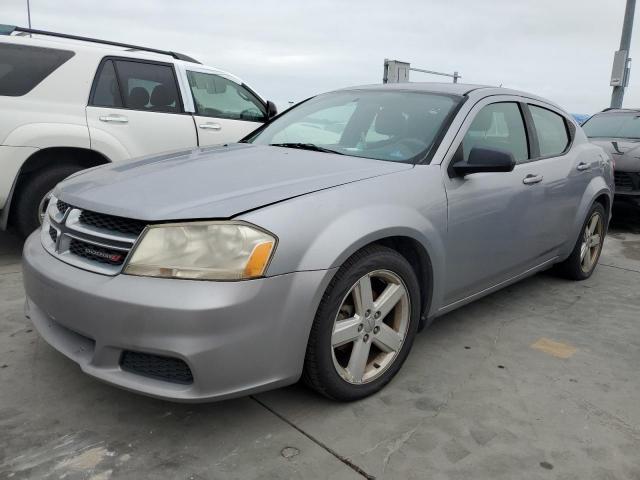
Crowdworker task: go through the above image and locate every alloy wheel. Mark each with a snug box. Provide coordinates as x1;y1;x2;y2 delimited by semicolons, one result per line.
580;211;604;273
330;269;410;384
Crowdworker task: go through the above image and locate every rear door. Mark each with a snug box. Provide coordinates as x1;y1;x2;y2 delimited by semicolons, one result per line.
523;102;586;251
184;69;267;146
86;58;197;162
442;98;550;305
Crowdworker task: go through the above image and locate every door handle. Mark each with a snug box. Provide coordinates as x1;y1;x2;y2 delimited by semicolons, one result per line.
577;162;591;171
199;123;222;131
522;174;543;185
99;114;128;123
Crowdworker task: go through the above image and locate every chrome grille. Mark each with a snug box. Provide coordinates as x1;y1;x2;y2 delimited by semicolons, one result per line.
56;199;71;214
79;210;146;236
42;195;146;276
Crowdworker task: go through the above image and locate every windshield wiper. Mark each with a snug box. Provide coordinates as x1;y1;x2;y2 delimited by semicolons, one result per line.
269;143;344;155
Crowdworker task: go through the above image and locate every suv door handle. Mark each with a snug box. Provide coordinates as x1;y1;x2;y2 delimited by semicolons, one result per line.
522;174;543;185
577;162;591;171
199;123;222;131
99;114;128;124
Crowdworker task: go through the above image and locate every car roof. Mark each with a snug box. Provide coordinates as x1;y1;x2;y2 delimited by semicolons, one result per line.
334;82;567;112
596;108;640;114
339;82;490;95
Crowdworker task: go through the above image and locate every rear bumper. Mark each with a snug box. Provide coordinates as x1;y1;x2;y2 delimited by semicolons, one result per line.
23;232;336;402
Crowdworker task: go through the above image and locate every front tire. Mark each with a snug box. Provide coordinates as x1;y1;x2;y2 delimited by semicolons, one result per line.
13;165;82;237
303;245;421;401
555;202;606;280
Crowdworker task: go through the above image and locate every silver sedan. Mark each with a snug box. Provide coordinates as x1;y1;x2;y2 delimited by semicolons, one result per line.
23;83;613;401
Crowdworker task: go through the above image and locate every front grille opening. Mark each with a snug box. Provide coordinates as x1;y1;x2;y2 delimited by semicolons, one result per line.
56;199;71;214
120;351;194;385
79;210;147;236
49;227;57;243
69;239;126;265
614;172;639;192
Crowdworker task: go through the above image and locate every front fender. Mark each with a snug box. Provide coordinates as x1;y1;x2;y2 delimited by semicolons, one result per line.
239;166;448;314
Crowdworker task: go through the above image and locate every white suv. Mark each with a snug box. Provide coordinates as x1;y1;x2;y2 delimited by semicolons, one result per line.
0;25;277;236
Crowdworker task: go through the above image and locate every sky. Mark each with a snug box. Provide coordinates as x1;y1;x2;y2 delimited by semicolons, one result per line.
3;0;639;113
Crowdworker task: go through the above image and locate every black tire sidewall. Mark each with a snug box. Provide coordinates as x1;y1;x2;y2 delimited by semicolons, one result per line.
13;165;81;237
307;247;421;401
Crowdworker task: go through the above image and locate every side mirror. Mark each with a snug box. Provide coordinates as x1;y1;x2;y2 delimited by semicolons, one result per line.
452;147;516;176
266;100;278;119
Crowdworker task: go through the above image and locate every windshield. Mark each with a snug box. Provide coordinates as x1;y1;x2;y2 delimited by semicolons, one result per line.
247;90;461;163
582;113;640;139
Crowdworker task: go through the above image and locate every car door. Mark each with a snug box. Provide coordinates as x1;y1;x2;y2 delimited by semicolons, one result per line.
442;98;553;305
86;58;197;161
184;69;268;146
524;102;589;252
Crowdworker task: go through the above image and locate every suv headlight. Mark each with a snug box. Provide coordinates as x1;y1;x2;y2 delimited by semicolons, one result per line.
124;221;276;281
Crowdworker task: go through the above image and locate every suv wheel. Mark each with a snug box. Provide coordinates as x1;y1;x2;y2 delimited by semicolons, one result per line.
13;165;82;237
303;245;421;401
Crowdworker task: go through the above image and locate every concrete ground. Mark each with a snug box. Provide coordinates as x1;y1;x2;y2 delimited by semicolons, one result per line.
1;205;639;480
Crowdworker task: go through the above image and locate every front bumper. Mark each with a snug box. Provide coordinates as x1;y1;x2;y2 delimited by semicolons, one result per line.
22;232;335;402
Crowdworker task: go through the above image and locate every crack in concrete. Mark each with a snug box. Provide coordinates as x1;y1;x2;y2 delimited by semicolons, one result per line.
250;395;376;479
600;263;640;274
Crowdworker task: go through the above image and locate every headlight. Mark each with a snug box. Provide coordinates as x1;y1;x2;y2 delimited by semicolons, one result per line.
124;221;276;281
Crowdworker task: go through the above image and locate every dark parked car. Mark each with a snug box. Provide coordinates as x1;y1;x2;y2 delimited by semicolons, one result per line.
583;108;640;207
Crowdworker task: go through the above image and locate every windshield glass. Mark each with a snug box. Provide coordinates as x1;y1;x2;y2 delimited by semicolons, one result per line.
582;113;640;139
247;90;461;163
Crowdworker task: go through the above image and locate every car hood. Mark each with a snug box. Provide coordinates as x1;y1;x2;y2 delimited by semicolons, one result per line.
590;138;640;172
56;144;413;220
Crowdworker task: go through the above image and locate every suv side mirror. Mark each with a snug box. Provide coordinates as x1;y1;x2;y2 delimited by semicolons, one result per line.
267;100;278;119
452;147;516;176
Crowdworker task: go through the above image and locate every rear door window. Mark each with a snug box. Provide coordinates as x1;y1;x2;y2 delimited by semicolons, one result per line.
0;43;74;96
91;59;182;113
91;60;122;107
529;105;570;157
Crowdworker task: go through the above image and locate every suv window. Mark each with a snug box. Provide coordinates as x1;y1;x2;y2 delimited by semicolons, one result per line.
187;71;266;122
91;59;181;113
0;44;74;96
92;60;122;108
462;102;528;163
529;105;569;157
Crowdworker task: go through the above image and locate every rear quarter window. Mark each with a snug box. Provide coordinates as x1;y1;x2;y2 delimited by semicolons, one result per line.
0;43;74;96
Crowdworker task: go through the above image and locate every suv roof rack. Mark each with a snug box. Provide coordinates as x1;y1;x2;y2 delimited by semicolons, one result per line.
0;25;201;64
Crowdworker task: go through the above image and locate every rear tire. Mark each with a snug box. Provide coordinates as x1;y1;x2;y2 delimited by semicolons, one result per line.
13;165;82;237
555;202;606;280
303;245;421;401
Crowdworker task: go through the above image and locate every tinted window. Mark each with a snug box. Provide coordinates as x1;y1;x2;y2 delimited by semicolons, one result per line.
0;44;74;96
114;60;181;113
462;102;528;163
530;105;569;157
187;71;266;121
582;113;640;139
249;90;460;163
91;60;122;107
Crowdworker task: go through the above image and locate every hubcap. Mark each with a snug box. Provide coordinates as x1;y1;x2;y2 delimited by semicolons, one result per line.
330;269;410;385
580;211;604;273
38;190;54;225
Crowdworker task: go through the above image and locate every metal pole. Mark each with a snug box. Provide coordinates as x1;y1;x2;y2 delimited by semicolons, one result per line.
611;0;636;108
26;0;32;36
